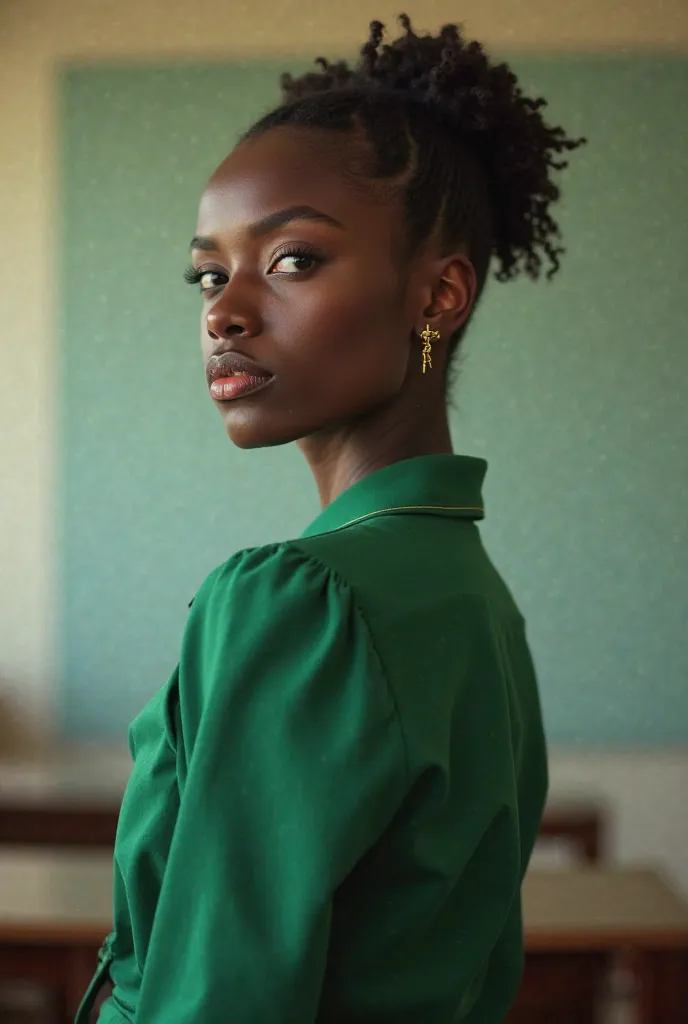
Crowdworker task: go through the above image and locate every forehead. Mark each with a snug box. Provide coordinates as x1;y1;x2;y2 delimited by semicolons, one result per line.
197;127;398;238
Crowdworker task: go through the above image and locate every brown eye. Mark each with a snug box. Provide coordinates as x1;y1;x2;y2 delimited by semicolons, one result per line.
269;247;322;275
184;266;227;292
198;271;225;291
271;254;314;273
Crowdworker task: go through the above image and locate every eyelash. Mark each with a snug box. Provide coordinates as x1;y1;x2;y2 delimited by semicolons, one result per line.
183;266;208;287
183;244;323;292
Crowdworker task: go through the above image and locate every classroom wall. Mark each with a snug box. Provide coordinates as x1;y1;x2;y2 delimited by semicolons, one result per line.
1;0;687;877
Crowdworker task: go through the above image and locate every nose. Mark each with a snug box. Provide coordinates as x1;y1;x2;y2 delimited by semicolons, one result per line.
205;281;262;342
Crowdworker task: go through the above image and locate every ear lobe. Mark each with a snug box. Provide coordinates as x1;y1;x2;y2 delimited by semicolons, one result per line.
414;312;442;341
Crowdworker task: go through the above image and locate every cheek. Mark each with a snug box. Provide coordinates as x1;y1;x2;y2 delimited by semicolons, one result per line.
301;269;410;373
329;288;410;395
278;303;408;424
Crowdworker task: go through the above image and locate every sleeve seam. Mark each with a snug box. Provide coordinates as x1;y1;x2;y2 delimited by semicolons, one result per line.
349;589;411;796
288;540;411;795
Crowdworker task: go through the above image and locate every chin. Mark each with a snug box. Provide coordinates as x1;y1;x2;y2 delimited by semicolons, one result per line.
217;392;384;450
227;432;295;451
220;409;307;450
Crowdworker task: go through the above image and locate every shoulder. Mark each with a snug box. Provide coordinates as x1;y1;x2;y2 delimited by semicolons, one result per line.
188;518;398;616
178;541;403;758
188;540;360;630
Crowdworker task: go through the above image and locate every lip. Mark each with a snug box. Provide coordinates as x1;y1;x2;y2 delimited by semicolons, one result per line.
205;350;274;402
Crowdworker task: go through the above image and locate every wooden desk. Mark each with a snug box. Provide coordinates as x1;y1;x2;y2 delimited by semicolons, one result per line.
0;849;112;1022
516;869;688;1023
1;853;687;1024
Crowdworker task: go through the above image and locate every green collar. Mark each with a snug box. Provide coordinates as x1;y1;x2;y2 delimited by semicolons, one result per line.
301;454;487;538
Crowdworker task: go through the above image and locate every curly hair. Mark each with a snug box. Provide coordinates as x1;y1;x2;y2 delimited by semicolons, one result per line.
243;14;586;337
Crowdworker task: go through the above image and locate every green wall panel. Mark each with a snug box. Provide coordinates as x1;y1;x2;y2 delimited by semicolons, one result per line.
58;57;688;744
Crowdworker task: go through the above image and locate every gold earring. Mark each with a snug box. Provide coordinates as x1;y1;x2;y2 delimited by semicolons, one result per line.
420;325;440;374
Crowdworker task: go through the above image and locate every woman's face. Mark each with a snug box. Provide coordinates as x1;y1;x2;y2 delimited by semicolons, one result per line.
190;127;426;449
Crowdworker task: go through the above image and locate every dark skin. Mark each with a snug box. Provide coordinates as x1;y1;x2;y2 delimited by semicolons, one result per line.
190;126;477;507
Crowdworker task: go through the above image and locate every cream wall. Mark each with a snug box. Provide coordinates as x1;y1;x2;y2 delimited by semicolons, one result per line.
1;0;687;882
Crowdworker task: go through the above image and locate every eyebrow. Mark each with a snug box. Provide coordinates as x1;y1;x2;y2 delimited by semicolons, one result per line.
189;205;345;252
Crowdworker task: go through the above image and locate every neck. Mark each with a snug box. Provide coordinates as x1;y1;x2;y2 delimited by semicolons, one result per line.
298;401;453;509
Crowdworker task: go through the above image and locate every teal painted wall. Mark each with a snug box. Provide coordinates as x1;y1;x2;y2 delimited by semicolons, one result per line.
59;57;688;744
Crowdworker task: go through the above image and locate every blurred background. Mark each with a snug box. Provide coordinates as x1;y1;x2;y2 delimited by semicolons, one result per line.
0;1;687;1022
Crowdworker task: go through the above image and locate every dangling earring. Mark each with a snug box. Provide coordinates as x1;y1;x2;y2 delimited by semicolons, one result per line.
420;324;440;374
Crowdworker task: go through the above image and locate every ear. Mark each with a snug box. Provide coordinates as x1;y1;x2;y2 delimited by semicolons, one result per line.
414;254;477;338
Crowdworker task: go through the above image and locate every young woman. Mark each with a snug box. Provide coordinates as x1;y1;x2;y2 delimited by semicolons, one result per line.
78;15;584;1023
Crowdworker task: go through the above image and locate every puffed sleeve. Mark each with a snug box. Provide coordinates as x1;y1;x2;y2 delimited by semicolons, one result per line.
135;543;407;1024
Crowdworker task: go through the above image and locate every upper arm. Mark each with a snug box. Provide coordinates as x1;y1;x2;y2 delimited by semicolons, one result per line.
136;544;406;1023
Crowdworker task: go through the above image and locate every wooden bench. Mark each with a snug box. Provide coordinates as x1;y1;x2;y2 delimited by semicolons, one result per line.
0;756;606;858
536;802;603;863
1;850;687;1023
0;756;126;849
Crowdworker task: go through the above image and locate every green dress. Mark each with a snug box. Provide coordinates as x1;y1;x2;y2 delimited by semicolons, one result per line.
76;454;547;1024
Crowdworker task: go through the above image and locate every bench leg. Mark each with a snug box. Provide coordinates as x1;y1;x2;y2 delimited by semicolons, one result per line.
636;950;688;1023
